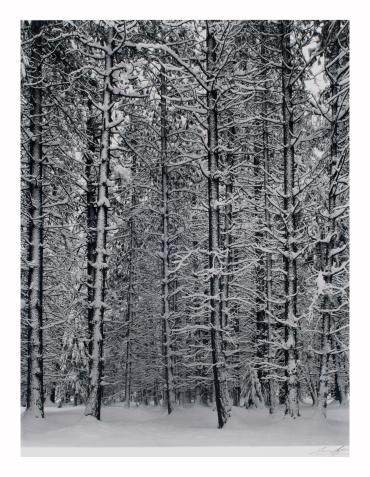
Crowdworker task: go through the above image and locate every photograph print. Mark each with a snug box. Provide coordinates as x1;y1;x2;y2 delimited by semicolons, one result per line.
20;19;349;456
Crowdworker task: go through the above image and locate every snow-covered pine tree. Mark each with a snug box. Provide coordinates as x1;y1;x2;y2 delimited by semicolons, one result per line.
23;20;46;419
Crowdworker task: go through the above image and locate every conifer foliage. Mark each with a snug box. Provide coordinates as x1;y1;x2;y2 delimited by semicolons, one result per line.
21;20;349;425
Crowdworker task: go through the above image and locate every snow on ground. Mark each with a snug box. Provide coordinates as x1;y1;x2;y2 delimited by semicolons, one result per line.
21;403;349;456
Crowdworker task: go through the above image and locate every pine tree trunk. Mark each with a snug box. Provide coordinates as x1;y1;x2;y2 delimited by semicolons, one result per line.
160;65;174;415
318;21;343;416
221;126;235;332
206;22;230;428
260;21;275;414
317;220;333;417
190;193;207;409
125;155;137;407
26;20;45;419
263;111;275;414
84;29;113;420
281;21;299;418
231;250;241;407
254;143;267;401
85;98;97;385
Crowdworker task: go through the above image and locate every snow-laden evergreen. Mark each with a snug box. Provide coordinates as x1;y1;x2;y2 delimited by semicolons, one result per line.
21;20;349;443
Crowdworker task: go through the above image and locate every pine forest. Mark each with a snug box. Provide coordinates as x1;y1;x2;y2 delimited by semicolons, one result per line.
20;19;349;451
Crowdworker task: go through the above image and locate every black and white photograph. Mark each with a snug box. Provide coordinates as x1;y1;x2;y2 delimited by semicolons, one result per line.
14;7;355;460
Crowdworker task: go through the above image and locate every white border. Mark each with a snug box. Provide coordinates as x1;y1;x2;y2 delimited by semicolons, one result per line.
1;1;368;475
21;445;349;457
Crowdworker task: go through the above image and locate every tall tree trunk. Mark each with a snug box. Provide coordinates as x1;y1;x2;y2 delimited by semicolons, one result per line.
221;126;240;407
84;29;113;419
85;98;97;385
190;192;207;405
254;143;267;400
206;22;230;428
262;93;275;415
281;21;299;418
259;21;276;414
125;155;137;407
221;125;235;332
231;290;241;408
160;65;174;415
318;21;343;416
26;20;45;419
317;251;332;416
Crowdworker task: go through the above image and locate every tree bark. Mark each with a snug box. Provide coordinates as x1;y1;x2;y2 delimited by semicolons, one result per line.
258;21;276;414
221;125;235;332
281;21;299;418
206;22;230;428
26;20;45;419
254;142;267;401
160;65;175;415
85;98;97;385
317;21;344;416
84;28;113;420
263;92;275;414
125;154;137;407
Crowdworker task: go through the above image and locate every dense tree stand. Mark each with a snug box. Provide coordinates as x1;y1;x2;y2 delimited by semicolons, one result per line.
21;20;349;431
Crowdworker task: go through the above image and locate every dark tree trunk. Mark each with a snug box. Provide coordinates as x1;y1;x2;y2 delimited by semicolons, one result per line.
125;155;137;407
85;98;97;384
318;21;346;416
84;28;114;420
221;125;235;332
281;21;299;418
254;143;267;401
259;21;276;414
206;22;230;428
26;20;46;419
160;65;174;415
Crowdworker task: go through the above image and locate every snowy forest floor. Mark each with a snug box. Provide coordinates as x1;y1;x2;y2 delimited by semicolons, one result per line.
21;402;349;456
